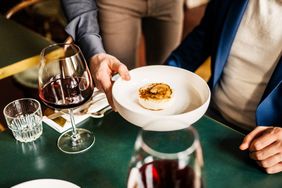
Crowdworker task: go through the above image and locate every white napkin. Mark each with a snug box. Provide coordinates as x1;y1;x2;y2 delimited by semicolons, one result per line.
43;90;110;133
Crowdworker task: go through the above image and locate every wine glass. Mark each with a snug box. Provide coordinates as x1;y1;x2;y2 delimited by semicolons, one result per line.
127;119;204;188
38;43;95;154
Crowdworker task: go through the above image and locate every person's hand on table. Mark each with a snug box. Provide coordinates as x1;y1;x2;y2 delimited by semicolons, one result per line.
89;53;131;110
240;126;282;174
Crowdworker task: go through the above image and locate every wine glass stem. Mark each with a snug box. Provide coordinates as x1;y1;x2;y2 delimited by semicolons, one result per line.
69;109;81;147
69;109;77;139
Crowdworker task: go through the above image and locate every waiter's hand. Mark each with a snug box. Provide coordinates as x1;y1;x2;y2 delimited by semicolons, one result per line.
89;53;130;110
240;126;282;174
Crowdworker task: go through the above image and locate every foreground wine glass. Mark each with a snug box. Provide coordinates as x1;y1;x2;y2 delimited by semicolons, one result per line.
127;119;204;188
38;43;95;154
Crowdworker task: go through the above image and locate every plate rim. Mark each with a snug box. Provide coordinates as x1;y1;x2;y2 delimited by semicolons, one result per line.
11;178;80;188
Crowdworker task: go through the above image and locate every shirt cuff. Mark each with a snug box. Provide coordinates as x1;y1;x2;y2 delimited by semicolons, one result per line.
77;34;105;61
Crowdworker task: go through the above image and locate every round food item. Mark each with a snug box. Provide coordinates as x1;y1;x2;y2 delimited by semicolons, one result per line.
138;83;173;110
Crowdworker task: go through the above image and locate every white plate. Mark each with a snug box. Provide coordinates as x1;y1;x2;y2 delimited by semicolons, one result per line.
12;179;80;188
112;65;211;131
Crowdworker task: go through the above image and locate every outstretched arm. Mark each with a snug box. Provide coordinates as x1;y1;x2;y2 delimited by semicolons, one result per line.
61;0;130;109
61;0;105;60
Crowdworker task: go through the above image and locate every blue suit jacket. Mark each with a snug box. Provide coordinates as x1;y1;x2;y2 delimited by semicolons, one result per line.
166;0;282;126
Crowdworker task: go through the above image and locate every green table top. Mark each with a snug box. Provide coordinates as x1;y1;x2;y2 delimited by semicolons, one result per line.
0;113;281;188
0;14;50;68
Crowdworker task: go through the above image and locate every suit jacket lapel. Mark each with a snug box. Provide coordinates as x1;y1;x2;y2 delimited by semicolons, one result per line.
256;58;282;125
261;58;282;100
212;0;249;87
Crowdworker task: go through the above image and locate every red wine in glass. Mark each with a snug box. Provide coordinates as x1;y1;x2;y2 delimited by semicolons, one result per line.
39;76;93;109
137;160;203;188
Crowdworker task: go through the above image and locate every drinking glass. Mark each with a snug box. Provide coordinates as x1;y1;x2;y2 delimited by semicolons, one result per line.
3;98;43;143
127;119;204;188
38;43;95;154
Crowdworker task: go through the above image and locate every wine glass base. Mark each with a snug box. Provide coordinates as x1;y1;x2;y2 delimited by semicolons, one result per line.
57;128;95;154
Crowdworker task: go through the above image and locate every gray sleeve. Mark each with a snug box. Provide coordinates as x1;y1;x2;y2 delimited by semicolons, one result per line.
61;0;105;60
